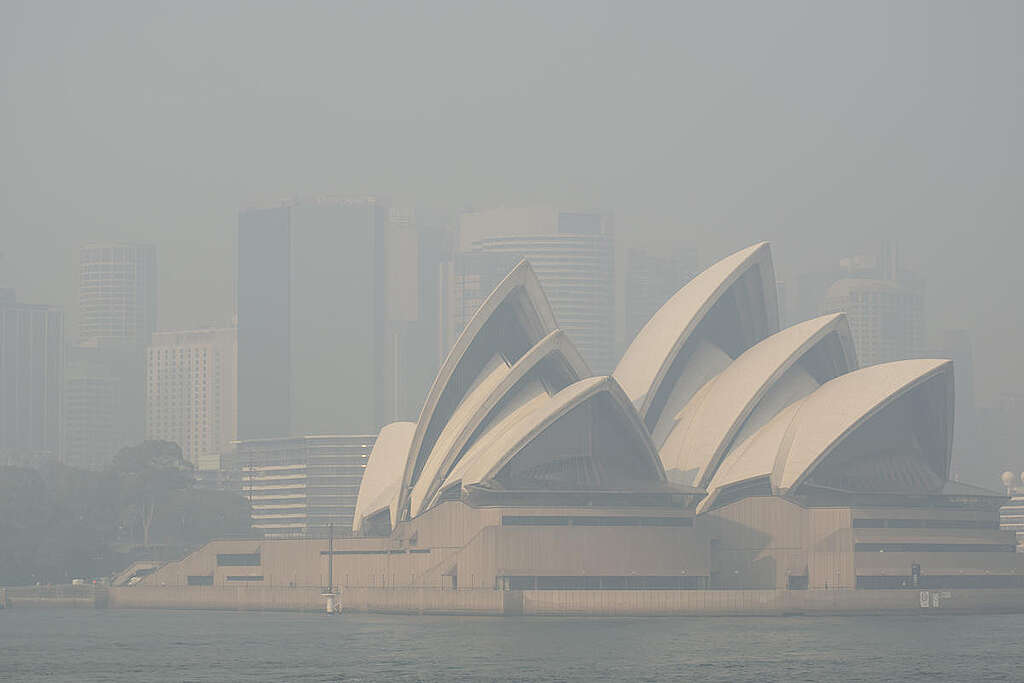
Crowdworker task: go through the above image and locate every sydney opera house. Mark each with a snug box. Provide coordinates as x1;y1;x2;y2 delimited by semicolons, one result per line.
132;243;1024;614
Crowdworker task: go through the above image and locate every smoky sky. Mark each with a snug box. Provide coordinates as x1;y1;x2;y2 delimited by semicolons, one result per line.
1;0;1021;404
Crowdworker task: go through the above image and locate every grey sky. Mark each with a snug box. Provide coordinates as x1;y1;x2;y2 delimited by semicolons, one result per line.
2;0;1021;403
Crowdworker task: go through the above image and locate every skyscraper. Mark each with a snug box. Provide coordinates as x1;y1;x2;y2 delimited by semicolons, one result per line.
238;196;424;439
0;289;64;459
821;278;924;367
78;243;158;348
146;327;237;469
75;242;158;451
451;206;615;373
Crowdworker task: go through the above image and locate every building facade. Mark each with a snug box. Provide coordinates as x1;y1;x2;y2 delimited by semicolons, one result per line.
75;242;157;451
227;435;376;537
822;278;924;367
63;354;120;470
0;289;64;459
237;196;440;439
146;328;237;469
78;243;157;348
452;207;615;373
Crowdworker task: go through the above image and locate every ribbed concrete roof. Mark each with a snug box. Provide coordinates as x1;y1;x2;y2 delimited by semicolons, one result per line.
397;260;558;521
772;358;953;493
613;242;778;421
698;359;954;512
438;376;674;497
409;330;590;517
660;313;856;489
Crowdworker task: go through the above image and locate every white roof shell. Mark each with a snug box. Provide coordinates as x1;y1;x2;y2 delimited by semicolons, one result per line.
351;421;416;533
397;260;558;521
772;358;953;493
660;313;856;489
698;358;954;512
408;330;590;517
437;376;671;498
614;242;778;422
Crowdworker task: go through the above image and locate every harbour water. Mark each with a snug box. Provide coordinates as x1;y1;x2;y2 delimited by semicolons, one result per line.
1;608;1021;681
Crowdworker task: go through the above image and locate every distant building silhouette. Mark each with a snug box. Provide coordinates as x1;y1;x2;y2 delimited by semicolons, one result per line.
795;241;926;367
146;327;237;469
236;197;445;439
78;243;157;348
63;352;120;470
448;206;615;373
822;278;924;367
75;243;158;451
0;289;64;460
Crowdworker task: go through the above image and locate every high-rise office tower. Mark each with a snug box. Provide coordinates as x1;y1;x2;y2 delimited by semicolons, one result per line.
75;242;157;450
451;207;615;373
78;243;158;348
821;278;924;367
146;328;237;469
623;246;697;346
0;289;64;459
238;196;437;439
805;241;925;367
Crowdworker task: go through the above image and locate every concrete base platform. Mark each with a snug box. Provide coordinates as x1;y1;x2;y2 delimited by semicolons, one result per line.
101;586;1024;616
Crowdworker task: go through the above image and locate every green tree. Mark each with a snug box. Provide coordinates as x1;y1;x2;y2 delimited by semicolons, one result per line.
109;441;193;547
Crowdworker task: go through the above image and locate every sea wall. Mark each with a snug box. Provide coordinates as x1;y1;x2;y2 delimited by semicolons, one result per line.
2;585;107;608
108;585;323;611
100;585;1024;616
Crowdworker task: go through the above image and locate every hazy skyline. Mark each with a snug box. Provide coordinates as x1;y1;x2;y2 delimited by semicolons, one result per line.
2;0;1022;404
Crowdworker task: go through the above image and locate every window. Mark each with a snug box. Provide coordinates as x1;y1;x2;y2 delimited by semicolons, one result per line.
854;543;1015;553
226;576;264;582
501;515;692;527
187;575;214;586
216;552;261;566
496;575;706;590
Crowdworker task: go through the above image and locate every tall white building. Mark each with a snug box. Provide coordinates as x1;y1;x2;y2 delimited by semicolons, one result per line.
452;206;615;373
146;328;237;469
79;243;157;348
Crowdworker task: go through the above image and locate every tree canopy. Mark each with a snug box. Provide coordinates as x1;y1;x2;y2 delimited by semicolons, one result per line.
0;441;250;585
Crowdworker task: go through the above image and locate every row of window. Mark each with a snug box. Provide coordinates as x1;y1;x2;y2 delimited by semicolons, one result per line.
856;575;1024;589
852;519;999;529
501;515;693;527
854;543;1015;553
496;575;707;591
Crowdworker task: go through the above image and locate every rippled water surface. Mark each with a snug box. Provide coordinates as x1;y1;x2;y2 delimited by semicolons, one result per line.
1;608;1022;681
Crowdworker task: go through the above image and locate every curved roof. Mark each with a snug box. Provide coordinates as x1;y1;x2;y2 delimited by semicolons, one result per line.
408;330;590;517
351;421;416;533
772;358;953;493
438;376;674;497
397;260;558;521
660;313;856;489
699;359;954;512
614;242;778;420
697;400;803;513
